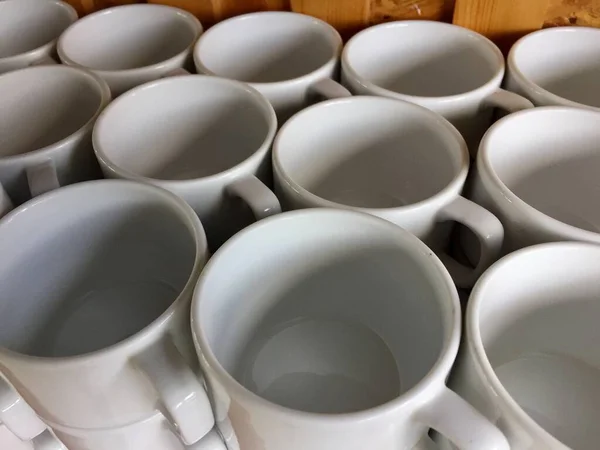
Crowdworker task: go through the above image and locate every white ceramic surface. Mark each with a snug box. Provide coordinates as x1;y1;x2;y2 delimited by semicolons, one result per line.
191;209;509;450
45;415;228;450
341;21;533;153
0;65;111;217
272;96;503;288
438;242;600;450
0;374;66;450
0;181;214;445
466;107;600;259
507;26;600;110
193;11;347;124
57;4;203;96
0;0;77;74
93;75;279;250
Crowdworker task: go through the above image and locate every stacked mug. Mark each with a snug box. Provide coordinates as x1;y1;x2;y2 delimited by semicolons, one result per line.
2;1;600;449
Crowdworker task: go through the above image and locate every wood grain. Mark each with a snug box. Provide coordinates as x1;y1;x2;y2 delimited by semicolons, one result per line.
370;0;455;24
544;0;600;27
64;0;141;16
290;0;370;37
452;0;551;51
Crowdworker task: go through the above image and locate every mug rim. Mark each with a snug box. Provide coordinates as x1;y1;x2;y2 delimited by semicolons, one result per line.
0;180;208;366
0;65;111;162
477;106;600;244
192;11;343;88
342;20;506;105
191;208;461;423
0;0;78;64
93;74;278;187
272;95;470;214
57;4;203;76
466;241;599;448
508;26;600;112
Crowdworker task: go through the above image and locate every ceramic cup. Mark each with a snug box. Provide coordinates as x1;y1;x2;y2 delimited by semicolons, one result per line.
0;65;111;218
45;415;228;450
57;4;203;96
438;242;600;450
191;209;509;450
0;0;77;74
93;75;279;250
271;96;503;288
464;107;600;262
341;21;534;154
0;373;66;450
507;26;600;110
192;11;347;124
0;180;215;446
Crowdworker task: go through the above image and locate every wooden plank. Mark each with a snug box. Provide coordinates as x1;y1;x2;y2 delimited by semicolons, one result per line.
544;0;600;27
370;0;455;24
290;0;370;38
64;0;141;16
452;0;551;52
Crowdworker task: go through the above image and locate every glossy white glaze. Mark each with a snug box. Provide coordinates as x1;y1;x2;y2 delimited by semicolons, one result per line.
57;4;203;96
467;107;600;258
191;209;508;450
93;75;279;250
193;12;345;124
507;26;600;110
0;181;214;445
342;21;533;154
0;0;77;74
273;96;503;287
438;243;600;450
0;65;111;217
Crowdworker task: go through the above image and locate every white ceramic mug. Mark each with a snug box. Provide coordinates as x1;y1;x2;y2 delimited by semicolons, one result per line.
341;21;534;154
0;0;77;74
57;4;203;96
507;26;600;110
0;65;111;218
438;242;600;450
93;75;279;250
191;209;509;450
0;180;215;446
0;373;66;450
464;107;600;260
271;96;503;288
193;11;348;124
45;415;228;450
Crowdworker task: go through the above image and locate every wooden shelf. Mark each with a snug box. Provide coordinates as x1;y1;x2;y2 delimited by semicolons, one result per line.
64;0;600;47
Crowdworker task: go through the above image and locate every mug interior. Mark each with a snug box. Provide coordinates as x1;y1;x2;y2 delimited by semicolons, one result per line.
196;211;454;414
511;28;600;108
472;243;600;449
0;0;75;59
94;76;274;180
58;5;200;71
194;12;340;83
482;108;600;234
0;66;106;157
275;97;464;208
0;181;200;358
344;22;501;97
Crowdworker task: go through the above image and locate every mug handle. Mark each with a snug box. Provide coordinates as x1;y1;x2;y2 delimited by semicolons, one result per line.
134;336;215;446
416;386;509;450
483;88;534;113
29;55;59;67
0;161;60;219
306;78;352;103
226;175;281;220
436;196;504;288
0;374;67;450
186;428;228;450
